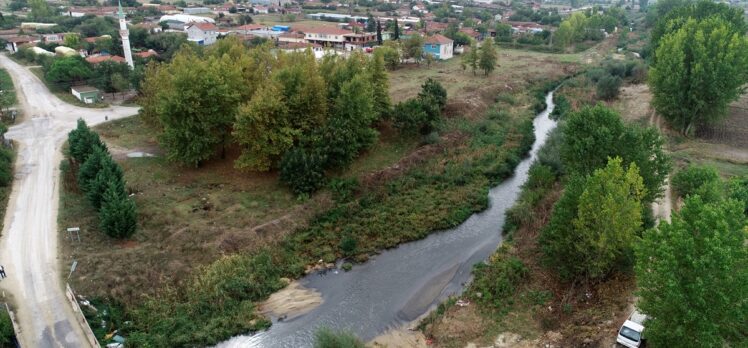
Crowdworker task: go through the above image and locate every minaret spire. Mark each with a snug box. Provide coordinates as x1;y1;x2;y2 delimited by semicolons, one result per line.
118;0;134;69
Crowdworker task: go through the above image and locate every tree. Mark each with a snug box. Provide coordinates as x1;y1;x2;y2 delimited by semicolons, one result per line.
478;39;497;75
368;51;391;119
595;74;622;100
376;20;383;45
153;49;243;166
279;148;326;195
233;82;295;171
99;180;138;238
461;42;479;75
635;196;747;347
393;98;438;135
540;158;645;280
314;75;378;169
63;33;81;48
403;35;424;63
418;78;447;110
561;104;669;203
377;43;400;70
86;155;125;210
495;23;513;43
366;14;375;32
274;51;327;135
68;119;107;164
29;0;53;20
77;145;108;191
671;165;719;198
45;57;92;88
649;17;748;135
393;18;400;40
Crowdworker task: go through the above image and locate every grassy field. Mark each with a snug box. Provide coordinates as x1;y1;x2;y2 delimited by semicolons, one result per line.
0;69;16;235
57;43;590;345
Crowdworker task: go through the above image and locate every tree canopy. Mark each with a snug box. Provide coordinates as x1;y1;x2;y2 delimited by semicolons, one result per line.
636;196;747;347
649;16;748;135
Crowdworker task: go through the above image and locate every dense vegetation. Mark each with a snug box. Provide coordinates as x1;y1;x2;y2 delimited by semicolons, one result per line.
121;72;551;347
67;120;137;238
313;327;365;348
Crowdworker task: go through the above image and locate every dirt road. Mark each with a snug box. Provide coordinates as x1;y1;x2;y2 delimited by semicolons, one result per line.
0;54;138;347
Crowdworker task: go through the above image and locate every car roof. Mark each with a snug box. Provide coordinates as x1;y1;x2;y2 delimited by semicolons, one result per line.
622;320;644;332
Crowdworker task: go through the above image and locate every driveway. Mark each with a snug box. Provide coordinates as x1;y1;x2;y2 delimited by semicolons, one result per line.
0;54;138;347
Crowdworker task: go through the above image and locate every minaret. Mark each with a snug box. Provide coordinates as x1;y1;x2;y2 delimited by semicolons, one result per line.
118;0;134;69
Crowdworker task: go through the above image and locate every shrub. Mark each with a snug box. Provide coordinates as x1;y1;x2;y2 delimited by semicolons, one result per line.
329;178;358;203
671;165;720;199
551;94;570;120
392;98;440;135
471;255;528;309
0;309;13;346
537;125;564;174
339;234;357;256
279;148;326;195
314;327;365;348
596;74;622;100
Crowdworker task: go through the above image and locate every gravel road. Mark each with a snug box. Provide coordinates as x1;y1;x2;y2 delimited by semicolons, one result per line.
0;54;138;347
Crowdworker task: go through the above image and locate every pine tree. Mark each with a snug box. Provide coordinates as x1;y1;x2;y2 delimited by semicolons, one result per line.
86;156;125;210
77;146;108;192
68;119;106;164
479;39;497;76
99;181;137;239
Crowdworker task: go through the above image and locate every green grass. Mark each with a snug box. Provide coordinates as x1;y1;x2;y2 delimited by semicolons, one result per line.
29;67;108;109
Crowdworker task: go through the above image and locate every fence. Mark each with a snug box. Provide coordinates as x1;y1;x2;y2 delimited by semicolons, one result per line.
65;284;101;348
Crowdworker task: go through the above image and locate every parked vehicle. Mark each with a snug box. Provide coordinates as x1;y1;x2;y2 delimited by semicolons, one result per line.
617;310;647;348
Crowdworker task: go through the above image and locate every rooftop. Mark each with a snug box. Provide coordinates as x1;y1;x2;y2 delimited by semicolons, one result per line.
85;55;126;64
424;33;453;45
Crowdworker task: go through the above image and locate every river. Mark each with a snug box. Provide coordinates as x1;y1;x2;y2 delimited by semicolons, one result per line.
216;91;557;348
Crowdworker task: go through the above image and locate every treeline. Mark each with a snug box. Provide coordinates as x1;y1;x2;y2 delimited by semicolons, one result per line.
648;0;748;135
141;37;446;195
67;119;137;238
553;8;626;49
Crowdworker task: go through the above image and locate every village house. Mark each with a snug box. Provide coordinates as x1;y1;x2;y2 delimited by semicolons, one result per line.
233;24;264;35
41;33;70;43
508;21;543;34
135;22;163;34
423;33;453;60
304;27;352;49
85;54;126;64
5;36;39;53
186;22;218;45
71;86;102;104
252;5;269;14
278;31;305;43
343;32;376;50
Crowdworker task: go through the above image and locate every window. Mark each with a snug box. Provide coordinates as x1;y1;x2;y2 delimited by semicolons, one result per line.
431;44;437;49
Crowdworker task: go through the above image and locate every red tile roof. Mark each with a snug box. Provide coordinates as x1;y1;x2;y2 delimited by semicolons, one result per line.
235;24;263;31
188;22;218;31
303;26;352;35
135;50;158;58
85;55;126;64
424;33;453;45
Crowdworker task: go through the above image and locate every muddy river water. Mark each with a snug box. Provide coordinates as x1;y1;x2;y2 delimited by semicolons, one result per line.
216;91;557;347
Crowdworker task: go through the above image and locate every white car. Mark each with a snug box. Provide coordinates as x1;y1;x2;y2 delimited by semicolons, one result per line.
617;310;647;348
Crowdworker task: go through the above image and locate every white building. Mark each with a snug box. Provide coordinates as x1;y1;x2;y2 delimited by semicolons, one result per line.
186;22;218;45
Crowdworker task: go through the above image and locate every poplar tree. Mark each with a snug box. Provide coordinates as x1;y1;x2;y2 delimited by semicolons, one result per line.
479;39;497;75
368;51;391;119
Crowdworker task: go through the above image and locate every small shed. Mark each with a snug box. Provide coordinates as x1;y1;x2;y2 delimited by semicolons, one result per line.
71;86;101;104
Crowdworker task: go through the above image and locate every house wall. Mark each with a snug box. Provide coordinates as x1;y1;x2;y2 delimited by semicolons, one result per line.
186;26;217;45
439;42;453;59
423;43;441;59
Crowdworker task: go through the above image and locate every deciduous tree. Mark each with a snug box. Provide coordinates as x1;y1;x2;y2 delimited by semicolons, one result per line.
649;17;748;135
479;39;497;75
636;196;747;347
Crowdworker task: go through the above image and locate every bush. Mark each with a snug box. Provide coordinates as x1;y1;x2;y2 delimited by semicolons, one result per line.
550;94;570;120
0;309;13;347
596;74;622;100
339;234;357;256
471;255;528;309
671;165;720;198
314;327;365;348
392;98;440;135
279;148;326;195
